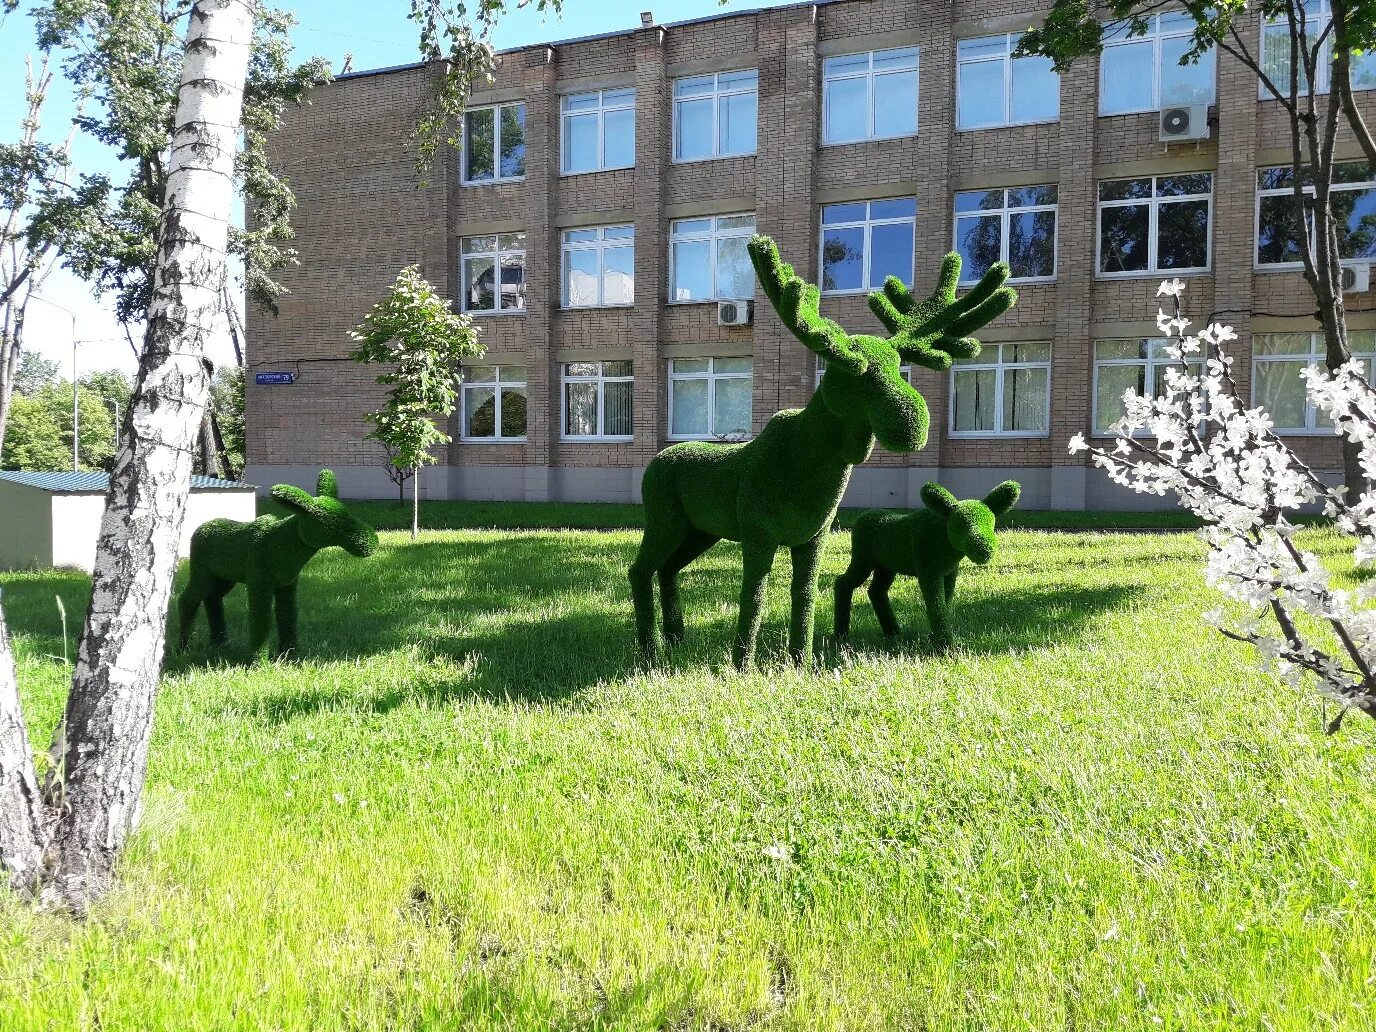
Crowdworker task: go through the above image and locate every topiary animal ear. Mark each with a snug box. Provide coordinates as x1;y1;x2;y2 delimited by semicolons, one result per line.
273;483;329;520
983;480;1021;516
921;482;957;516
316;469;339;499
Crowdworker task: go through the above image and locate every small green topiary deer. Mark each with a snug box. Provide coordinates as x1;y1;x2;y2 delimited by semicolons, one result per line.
177;470;378;661
834;481;1020;650
629;235;1016;669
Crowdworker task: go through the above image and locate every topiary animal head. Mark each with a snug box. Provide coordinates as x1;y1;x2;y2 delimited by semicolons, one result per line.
271;470;379;558
921;480;1021;566
748;236;1016;453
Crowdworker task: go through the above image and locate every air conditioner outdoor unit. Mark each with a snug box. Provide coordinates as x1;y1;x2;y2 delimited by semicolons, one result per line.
1159;105;1211;143
1342;264;1371;293
718;300;753;326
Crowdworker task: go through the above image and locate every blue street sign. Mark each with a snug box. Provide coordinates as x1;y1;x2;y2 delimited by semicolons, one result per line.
255;371;296;386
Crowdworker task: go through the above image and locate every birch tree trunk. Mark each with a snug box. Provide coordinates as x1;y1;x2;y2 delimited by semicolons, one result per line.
39;0;254;909
0;603;44;896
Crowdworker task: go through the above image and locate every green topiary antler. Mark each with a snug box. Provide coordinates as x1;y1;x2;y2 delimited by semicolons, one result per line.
629;235;1018;669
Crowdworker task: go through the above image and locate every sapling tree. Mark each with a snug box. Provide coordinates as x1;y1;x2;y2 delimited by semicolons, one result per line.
1070;278;1376;731
351;266;482;540
1019;0;1376;497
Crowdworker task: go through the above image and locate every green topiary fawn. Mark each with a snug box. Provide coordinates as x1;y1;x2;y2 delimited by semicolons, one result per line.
834;481;1020;650
629;235;1017;669
177;470;378;661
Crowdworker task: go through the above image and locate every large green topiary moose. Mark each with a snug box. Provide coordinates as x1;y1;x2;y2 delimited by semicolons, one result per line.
834;480;1020;650
629;235;1017;669
177;470;378;661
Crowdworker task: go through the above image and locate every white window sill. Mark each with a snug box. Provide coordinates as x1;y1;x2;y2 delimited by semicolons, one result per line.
948;431;1051;440
670;151;757;165
959;275;1056;288
1097;105;1215;118
460;177;526;188
1096;268;1210;281
561;303;636;311
954;117;1059;133
459;437;528;444
666;298;755;306
560;164;635;178
821;131;918;148
667;435;751;443
561;436;634;443
464;309;528;318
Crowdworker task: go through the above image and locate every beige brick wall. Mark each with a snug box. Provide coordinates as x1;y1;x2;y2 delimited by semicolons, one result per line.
246;0;1369;504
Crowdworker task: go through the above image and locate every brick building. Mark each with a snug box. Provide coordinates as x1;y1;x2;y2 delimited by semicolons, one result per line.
245;0;1376;509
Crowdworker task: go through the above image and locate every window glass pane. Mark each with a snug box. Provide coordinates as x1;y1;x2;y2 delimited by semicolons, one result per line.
958;36;1007;60
825;53;870;76
874;47;919;70
1353;49;1376;90
565;382;598;436
565;92;600;112
464;256;495;311
1255;360;1309;430
719;69;758;90
1160;36;1215;105
604;379;634;436
1096;339;1147;361
1010;53;1059;123
1334;187;1376;259
500;253;526;310
1257;194;1307;264
565;228;598;244
1333;161;1374;185
1100;41;1154;113
603;360;633;377
604;225;633;240
500;387;526;438
1258;167;1294;190
1099;204;1151;273
715;357;752;374
500;105;525;178
498;232;525;251
675;75;714;97
1351;329;1376;354
465;365;496;383
1095;363;1146;432
603;106;635;168
873;69;918;136
956;214;1003;282
1009;209;1056;278
564;112;598;172
1010;341;1051;363
957;59;1005;129
1008;185;1057;207
503;366;526;382
822;226;866;291
465;386;496;437
870;221;915;287
566;362;599;377
822;202;867;224
1004;366;1050;431
714;375;753;436
671;377;709;436
671;239;712;301
1158;173;1211;197
718;214;756;232
604;88;635;106
955;189;1004;213
673;218;712;237
1254;333;1312;356
1156;199;1210;269
720;90;757;154
462;235;496;253
953;368;998;431
716;235;754;299
1261;22;1305;94
674;359;710;374
603;244;634;305
825;76;869;143
676;96;713;160
1159;11;1197;34
871;197;917;220
565;247;600;307
1100;178;1151;201
465;108;495;181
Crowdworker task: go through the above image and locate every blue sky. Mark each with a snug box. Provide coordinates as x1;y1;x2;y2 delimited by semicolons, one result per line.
0;0;793;375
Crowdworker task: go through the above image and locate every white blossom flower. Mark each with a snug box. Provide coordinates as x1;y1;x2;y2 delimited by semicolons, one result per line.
1157;278;1186;298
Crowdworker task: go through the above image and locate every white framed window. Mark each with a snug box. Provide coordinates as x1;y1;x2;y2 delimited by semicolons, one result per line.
950;343;1052;437
1092;338;1204;434
668;357;753;440
820;197;917;294
1260;0;1376;97
1099;12;1216;115
562;225;634;308
1256;162;1376;268
1098;173;1211;277
462;103;526;184
561;88;636;175
461;233;526;314
673;70;758;162
1252;331;1376;433
461;365;527;442
956;34;1059;130
669;213;756;302
954;186;1058;284
562;360;633;441
822;47;919;145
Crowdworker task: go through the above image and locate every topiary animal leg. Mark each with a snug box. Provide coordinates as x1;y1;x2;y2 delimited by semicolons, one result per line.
788;534;825;665
246;582;275;664
918;572;951;652
733;541;776;670
630;517;690;657
204;579;234;648
944;570;958;605
658;530;717;646
833;557;874;638
868;568;901;637
274;581;299;659
176;569;212;649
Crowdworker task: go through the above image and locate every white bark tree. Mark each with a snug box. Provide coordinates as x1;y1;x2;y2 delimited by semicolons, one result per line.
0;0;253;909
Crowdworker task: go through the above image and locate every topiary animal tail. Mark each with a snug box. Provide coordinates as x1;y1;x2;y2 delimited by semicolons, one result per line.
629;235;1017;669
834;480;1020;650
177;469;378;662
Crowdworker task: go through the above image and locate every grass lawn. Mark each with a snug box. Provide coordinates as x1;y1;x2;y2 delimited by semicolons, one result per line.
1;525;1374;1029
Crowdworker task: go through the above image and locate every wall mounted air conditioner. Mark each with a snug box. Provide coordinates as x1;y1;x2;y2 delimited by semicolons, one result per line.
718;300;753;326
1342;264;1371;294
1159;105;1211;143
